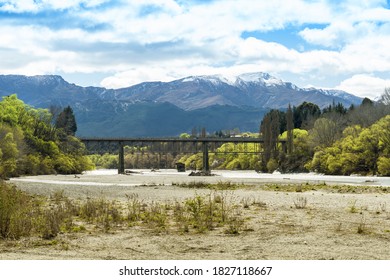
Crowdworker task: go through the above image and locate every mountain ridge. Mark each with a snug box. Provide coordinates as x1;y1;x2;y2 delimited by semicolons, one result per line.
0;72;362;110
0;73;363;137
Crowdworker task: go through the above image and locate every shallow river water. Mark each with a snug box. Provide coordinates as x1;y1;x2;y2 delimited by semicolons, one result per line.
10;169;390;187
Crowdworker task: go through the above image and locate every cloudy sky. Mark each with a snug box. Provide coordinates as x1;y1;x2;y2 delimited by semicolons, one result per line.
0;0;389;99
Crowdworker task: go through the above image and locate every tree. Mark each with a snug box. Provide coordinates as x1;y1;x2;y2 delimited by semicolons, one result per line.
260;109;280;172
309;118;339;148
307;115;390;175
347;97;390;127
0;96;93;176
361;97;374;106
279;129;312;173
55;106;77;136
286;104;294;154
380;87;390;105
179;133;191;139
0;132;18;178
293;102;321;129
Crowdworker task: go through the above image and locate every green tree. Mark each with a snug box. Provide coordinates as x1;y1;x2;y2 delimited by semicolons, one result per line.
279;129;312;173
0;96;93;176
55;106;77;136
293;102;321;129
179;133;191;139
307;115;390;175
309;118;339;148
0;132;18;178
260;110;280;172
286;104;294;154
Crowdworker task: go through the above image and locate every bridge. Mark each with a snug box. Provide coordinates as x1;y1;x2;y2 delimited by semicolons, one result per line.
80;137;286;174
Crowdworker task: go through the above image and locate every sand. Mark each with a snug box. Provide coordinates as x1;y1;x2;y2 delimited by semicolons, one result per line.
2;170;390;260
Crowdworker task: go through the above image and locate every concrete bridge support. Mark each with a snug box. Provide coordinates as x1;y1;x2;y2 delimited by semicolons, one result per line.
118;142;125;174
202;141;210;175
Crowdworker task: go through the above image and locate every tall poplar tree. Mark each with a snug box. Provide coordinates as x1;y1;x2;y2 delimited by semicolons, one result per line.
286;104;294;154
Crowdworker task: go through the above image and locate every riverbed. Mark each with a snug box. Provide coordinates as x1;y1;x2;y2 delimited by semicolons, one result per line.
3;169;390;260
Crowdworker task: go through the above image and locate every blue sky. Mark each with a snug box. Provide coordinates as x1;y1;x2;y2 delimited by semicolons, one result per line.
0;0;390;99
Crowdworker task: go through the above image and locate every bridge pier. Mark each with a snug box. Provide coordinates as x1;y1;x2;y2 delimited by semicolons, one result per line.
118;142;125;174
202;141;210;175
80;137;276;175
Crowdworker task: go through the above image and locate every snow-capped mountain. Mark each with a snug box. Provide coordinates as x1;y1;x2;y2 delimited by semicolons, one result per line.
0;72;362;110
0;73;363;137
109;72;361;110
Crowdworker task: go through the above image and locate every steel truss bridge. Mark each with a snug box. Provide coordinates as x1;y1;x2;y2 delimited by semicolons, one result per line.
80;137;286;174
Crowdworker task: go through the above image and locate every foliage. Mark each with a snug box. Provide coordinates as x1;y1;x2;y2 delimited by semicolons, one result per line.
293;101;321;129
307;115;390;175
55;106;77;136
258;99;390;175
87;98;388;176
278;129;312;173
309;118;339;148
260;109;281;170
0;182;34;239
89;153;118;169
266;158;278;173
0;95;93;178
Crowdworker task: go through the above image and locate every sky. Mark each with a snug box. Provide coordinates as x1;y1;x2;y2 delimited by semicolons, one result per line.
0;0;390;99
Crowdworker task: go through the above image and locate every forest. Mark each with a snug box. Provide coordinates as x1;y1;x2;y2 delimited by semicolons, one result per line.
0;95;93;179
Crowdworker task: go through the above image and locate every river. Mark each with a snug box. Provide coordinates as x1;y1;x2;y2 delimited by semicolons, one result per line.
10;169;390;187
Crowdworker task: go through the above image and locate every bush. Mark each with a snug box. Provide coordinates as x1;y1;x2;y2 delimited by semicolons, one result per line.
0;182;34;239
378;157;390;176
266;158;278;173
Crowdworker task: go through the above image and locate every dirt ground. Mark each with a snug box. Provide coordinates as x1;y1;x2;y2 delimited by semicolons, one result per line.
2;170;390;260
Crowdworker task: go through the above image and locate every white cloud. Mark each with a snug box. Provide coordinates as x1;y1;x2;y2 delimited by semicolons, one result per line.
335;74;390;99
0;0;111;12
0;0;40;13
0;0;389;96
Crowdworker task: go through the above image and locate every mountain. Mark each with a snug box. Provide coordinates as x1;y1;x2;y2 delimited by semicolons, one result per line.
102;72;362;110
0;73;362;137
76;101;266;137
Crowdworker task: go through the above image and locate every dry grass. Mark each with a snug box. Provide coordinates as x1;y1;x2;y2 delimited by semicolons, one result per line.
0;181;251;241
3;176;390;260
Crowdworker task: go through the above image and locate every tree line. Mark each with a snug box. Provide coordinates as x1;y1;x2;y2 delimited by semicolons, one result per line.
88;89;390;176
258;89;390;175
0;95;93;178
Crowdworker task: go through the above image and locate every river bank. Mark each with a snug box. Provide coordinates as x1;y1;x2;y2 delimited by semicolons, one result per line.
2;170;390;260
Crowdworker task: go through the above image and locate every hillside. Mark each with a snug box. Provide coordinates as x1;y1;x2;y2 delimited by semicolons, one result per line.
0;73;362;137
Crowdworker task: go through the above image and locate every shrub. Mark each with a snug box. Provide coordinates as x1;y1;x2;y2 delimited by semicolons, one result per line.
266;158;278;173
378;157;390;176
293;196;308;209
0;182;34;239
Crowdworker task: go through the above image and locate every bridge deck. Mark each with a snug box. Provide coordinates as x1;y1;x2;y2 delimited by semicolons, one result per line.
79;137;275;143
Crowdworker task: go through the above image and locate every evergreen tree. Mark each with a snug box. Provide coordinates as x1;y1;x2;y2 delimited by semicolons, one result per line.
55;106;77;136
293;102;321;129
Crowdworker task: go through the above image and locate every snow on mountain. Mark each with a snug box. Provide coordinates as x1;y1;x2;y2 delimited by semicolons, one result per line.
303;87;362;105
0;72;362;111
236;72;284;86
181;72;286;87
